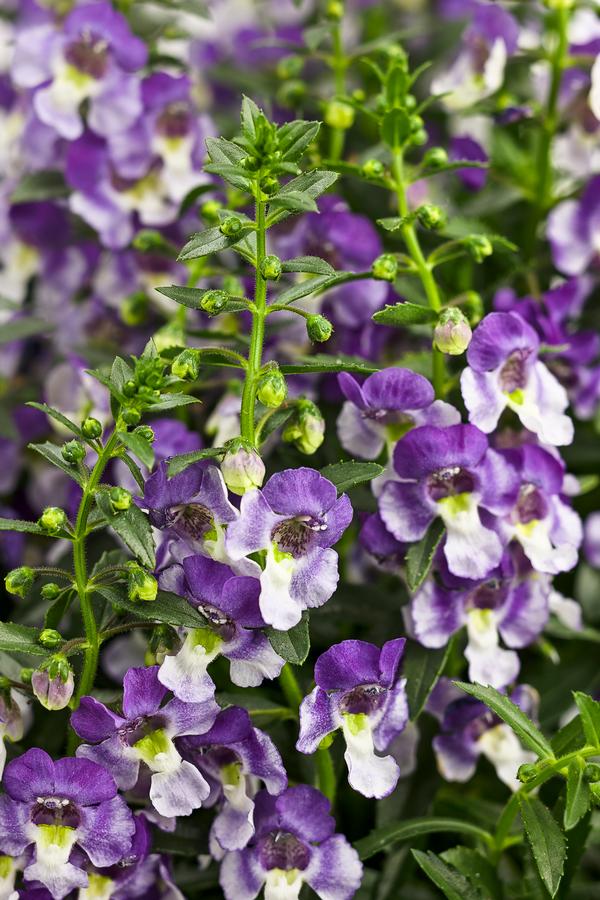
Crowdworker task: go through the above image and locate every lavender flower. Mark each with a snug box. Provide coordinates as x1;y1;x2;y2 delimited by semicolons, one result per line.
547;175;600;276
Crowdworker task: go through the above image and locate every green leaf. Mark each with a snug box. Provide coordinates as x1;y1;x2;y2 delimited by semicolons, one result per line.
275;273;337;305
411;850;484;900
405;519;445;591
564;757;590;830
11;170;69;203
95;492;155;568
178;225;254;261
205;136;252;190
166;447;224;477
218;690;294;720
376;216;409;232
241;95;261;139
455;682;553;758
268;191;318;213
28;441;86;487
96;586;206;630
279;355;378;376
277;120;320;161
0;517;49;535
120;453;145;492
27;402;83;438
519;795;566;897
404;637;452;720
149;393;199;411
441;847;502;900
267;170;338;225
266;613;310;665
320;461;383;493
280;256;335;276
155;285;249;313
117;431;155;469
0;622;50;657
573;692;600;746
203;162;254;192
0;317;54;345
550;715;586;756
381;109;412;149
373;302;437;326
354;817;492;860
303;22;330;51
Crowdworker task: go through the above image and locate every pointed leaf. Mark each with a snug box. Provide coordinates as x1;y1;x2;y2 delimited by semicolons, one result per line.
404;637;452;720
573;692;600;746
405;518;445;591
373;302;437;326
0;317;54;345
178;225;254;261
355;817;492;861
156;285;250;314
266;612;310;665
281;256;335;276
166;447;224;477
26;402;83;438
11;169;68;203
279;356;378;375
95;492;155;568
519;795;566;897
320;461;383;493
268;191;318;213
96;586;207;630
28;441;86;487
277;120;320;161
0;517;50;536
267;170;338;225
455;682;553;758
564;757;590;830
411;850;484;900
117;431;154;470
0;622;50;657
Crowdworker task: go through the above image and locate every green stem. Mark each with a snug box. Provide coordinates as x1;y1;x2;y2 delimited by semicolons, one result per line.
316;746;337;806
239;196;267;445
279;663;303;714
329;20;347;162
391;148;444;396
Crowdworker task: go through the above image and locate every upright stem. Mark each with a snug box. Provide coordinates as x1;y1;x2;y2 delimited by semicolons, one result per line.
329;20;347;162
391;148;445;396
279;663;303;713
315;746;337;806
240;196;267;445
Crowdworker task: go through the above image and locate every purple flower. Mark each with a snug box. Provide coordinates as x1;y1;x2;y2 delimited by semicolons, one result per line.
450;135;488;191
379;424;519;580
11;2;147;140
71;665;219;818
0;688;25;779
219;785;362;900
180;707;287;852
157;555;284;702
359;512;406;573
226;468;353;630
429;680;538;790
297;639;408;798
461;311;574;445
336;367;459;460
584;511;600;568
547;175;600;276
0;748;135;899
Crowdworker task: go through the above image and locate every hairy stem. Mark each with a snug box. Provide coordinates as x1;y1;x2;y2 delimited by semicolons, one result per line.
239;195;267;445
329;19;347;162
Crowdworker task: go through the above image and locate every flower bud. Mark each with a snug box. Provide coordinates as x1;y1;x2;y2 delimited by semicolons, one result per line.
260;176;279;196
109;486;132;512
122;407;141;427
220;216;243;237
221;441;266;496
20;667;33;684
201;199;222;222
135;425;155;443
325;100;355;131
32;656;74;711
61;440;85;464
81;417;103;440
127;564;158;603
122;291;149;326
172;349;201;381
0;689;24;742
423;147;448;168
123;379;137;398
283;400;325;455
276;54;303;80
4;566;35;598
41;583;61;602
39;507;67;534
257;370;287;408
417;204;446;230
458;290;484;325
326;0;344;20
241;155;261;172
371;253;398;282
361;159;384;179
132;229;171;254
465;235;493;262
260;255;282;281
410;128;427;146
277;80;306;107
517;763;538;783
433;308;472;356
200;289;229;315
584;763;600;783
38;629;62;650
306;314;334;343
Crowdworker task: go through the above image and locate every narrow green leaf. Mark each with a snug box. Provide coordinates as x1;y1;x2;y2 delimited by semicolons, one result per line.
0;318;53;345
404;637;452;720
381;109;412;148
275;274;337;305
96;586;206;630
455;682;553;758
266;612;310;665
117;431;155;470
411;850;484;900
355;817;492;860
320;461;383;493
519;795;566;897
267;170;338;225
27;402;83;438
277;120;320;161
573;692;600;746
279;355;378;376
564;757;590;830
441;848;502;900
149;393;199;411
95;492;155;568
377;216;411;232
166;447;224;477
241;95;261;139
303;22;330;51
268;191;318;213
155;285;249;313
550;715;586;756
0;517;51;535
373;302;437;327
280;256;335;276
405;519;445;591
203;162;254;192
28;441;86;487
0;622;50;657
120;454;145;492
11;169;69;203
178;225;254;261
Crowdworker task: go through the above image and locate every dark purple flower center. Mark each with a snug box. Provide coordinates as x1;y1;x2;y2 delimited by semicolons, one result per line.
341;683;386;715
118;714;167;746
258;832;310;872
272;515;326;558
499;349;532;393
516;484;548;523
427;467;475;502
468;581;507;611
31;797;81;828
198;603;236;641
156;103;192;138
64;34;109;79
167;503;214;541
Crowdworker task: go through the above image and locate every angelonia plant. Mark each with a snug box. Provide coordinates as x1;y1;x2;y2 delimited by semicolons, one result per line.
1;0;600;898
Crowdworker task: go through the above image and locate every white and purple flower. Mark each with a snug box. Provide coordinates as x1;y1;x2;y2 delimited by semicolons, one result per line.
297;639;408;799
219;785;363;900
547;175;600;276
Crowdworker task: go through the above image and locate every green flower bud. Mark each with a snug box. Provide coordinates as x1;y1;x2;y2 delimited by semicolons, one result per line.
135;425;155;444
109;486;132;512
81;417;103;440
433;308;473;356
200;289;229;315
61;440;86;464
325;100;355;131
220;216;243;237
306;314;333;343
221;440;266;496
241;155;261;172
32;656;74;710
352;88;366;103
127;564;158;603
459;290;484;325
277;80;306;107
260;255;282;281
39;507;67;534
201;199;222;222
283;400;325;455
361;159;385;179
404;94;417;111
123;380;137;398
276;54;303;80
584;763;600;783
171;349;200;381
371;253;398;282
465;235;493;262
20;667;34;685
318;732;335;750
410;128;428;146
517;763;538;783
0;675;10;693
121;407;142;427
41;583;61;602
5;566;35;598
38;628;62;649
423;146;449;168
410;114;424;133
260;176;279;196
257;369;287;408
326;0;344;20
417;204;446;230
132;229;169;253
121;291;149;326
